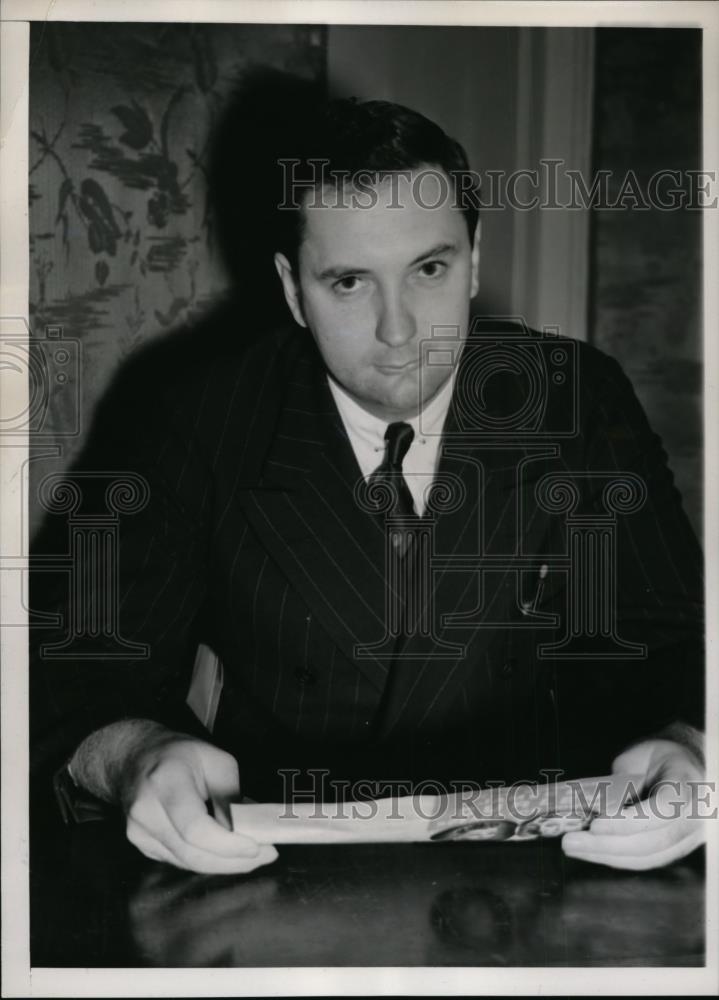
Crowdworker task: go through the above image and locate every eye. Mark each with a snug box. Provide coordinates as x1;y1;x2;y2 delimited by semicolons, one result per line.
418;260;447;280
332;275;363;295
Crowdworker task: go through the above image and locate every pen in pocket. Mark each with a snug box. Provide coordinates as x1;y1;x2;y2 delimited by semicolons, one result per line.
521;563;548;616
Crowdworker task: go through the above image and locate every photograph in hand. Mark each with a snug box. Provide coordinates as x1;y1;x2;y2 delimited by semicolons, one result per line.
228;773;645;844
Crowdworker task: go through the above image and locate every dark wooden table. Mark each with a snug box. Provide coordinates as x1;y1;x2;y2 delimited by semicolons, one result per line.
30;817;704;967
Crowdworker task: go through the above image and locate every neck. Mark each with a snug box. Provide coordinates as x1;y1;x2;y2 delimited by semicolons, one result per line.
329;372;455;424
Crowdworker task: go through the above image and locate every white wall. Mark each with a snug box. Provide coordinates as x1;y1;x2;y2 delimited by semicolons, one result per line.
327;24;519;318
327;25;594;339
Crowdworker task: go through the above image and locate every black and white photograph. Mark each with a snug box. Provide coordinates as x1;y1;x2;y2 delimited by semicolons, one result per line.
1;0;717;995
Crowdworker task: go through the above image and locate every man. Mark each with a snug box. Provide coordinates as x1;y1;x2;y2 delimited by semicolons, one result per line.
31;99;705;875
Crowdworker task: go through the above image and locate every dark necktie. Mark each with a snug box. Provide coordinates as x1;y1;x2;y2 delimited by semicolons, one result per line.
367;423;420;738
368;421;417;557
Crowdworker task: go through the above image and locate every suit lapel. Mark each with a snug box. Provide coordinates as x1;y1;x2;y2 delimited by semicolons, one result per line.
235;328;558;726
235;338;393;694
377;345;555;735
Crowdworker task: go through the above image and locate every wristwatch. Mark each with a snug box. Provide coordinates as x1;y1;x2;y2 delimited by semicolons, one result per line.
52;761;112;825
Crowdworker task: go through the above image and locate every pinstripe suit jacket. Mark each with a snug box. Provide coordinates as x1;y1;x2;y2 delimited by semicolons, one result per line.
31;318;704;798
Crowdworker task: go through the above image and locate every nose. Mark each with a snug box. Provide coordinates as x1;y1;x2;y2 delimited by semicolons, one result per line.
375;286;417;349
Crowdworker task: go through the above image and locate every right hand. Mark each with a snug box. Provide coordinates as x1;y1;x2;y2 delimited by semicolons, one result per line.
121;736;278;874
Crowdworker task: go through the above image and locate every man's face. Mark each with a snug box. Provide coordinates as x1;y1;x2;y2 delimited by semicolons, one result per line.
275;168;479;421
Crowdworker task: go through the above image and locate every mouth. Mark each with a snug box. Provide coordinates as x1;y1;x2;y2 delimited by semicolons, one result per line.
375;359;421;375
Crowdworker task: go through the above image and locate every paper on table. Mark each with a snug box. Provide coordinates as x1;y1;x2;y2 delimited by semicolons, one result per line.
230;773;644;845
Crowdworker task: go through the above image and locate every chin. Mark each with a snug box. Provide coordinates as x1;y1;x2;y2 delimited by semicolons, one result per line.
349;374;426;420
382;392;424;420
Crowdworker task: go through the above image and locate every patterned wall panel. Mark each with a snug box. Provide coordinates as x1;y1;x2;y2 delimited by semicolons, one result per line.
28;22;326;532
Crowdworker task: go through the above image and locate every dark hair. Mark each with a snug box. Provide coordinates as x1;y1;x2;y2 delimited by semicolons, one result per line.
208;81;480;326
276;98;480;270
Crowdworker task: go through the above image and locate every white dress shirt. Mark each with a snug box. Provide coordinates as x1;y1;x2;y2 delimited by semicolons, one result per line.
327;372;455;516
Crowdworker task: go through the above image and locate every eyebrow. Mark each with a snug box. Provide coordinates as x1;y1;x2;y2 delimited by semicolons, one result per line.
316;241;460;281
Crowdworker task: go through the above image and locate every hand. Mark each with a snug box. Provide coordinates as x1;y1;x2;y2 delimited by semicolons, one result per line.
122;736;278;874
562;737;706;870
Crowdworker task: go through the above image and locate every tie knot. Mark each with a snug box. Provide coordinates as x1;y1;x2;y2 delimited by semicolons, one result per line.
384;421;414;469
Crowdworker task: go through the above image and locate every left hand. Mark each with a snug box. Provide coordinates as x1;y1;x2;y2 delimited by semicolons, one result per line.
562;738;707;870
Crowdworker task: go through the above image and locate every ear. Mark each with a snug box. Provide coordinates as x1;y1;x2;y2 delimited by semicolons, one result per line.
274;252;307;329
470;219;481;300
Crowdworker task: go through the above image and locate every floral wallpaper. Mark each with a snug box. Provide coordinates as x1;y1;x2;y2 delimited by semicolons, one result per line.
28;22;326;533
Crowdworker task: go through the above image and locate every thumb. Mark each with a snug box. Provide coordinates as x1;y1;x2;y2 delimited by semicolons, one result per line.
194;744;241;831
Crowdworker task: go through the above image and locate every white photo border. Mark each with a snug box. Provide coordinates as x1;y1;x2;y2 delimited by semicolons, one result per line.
1;2;717;996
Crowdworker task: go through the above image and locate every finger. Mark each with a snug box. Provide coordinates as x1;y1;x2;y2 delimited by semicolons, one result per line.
588;813;663;836
202;749;241;801
154;760;261;857
127;815;189;868
589;779;693;835
130;798;279;874
210;794;232;831
130;779;277;872
174;841;279;876
562;821;705;870
203;751;240;830
564;817;690;857
164;789;263;857
611;745;656;786
562;826;705;871
588;801;682;835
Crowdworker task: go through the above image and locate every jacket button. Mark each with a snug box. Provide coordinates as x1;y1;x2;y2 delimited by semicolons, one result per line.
295;667;316;687
502;658;516;677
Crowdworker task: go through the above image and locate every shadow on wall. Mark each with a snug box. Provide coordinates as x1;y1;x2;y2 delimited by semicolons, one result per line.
32;68;328;539
208;68;327;334
29;67;337;570
27;20;327;537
